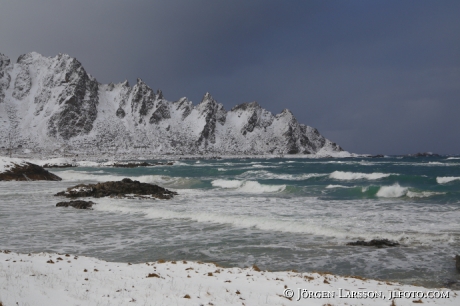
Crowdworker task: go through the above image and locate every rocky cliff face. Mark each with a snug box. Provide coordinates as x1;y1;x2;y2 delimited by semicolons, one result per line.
0;52;343;155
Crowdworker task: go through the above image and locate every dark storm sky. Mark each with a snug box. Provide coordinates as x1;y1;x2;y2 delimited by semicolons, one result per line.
1;0;459;154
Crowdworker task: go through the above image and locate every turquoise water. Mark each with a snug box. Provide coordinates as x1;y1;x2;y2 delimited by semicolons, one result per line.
1;156;459;287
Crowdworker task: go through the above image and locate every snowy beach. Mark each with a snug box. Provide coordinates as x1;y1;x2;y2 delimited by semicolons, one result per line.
1;251;458;306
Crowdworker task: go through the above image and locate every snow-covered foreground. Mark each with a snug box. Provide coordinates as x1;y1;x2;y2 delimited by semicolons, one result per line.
0;251;458;306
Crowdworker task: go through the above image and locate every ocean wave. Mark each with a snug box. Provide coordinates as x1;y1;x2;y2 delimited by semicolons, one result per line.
330;171;395;180
406;191;446;198
436;176;460;184
93;199;455;244
211;179;243;189
376;184;408;198
55;170;199;188
237;170;326;181
211;179;285;193
374;184;445;198
251;164;278;168
446;157;460;160
325;185;352;189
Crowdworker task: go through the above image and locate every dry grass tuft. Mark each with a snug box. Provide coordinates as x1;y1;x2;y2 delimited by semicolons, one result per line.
413;299;423;304
183;294;191;299
345;274;367;281
147;273;160;278
252;264;261;272
391;299;397;306
157;259;166;263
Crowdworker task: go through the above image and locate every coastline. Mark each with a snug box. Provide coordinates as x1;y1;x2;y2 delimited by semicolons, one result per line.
1;251;458;306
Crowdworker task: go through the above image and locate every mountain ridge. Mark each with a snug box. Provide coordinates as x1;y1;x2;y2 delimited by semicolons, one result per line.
0;51;344;156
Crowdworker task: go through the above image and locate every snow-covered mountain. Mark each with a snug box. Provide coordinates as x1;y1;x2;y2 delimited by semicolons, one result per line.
0;52;343;155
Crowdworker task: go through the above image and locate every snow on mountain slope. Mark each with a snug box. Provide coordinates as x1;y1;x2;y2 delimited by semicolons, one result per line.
0;52;344;156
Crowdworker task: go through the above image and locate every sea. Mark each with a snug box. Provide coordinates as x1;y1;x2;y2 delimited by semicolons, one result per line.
1;156;460;288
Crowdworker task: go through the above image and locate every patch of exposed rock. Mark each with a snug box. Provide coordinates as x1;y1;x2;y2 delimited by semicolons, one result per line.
346;239;400;248
0;162;62;181
56;200;95;209
43;163;76;168
111;162;174;168
54;178;177;199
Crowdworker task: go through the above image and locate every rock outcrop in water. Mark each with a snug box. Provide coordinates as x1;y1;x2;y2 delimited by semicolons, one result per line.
0;51;344;156
346;239;400;248
0;161;62;181
54;178;177;199
56;200;95;209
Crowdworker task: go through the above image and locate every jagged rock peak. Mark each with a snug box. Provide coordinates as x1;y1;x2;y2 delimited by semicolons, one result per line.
231;101;261;112
201;92;214;103
156;89;163;100
0;53;10;67
0;51;345;156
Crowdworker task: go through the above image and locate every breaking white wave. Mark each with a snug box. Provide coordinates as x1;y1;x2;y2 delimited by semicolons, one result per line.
237;170;326;181
376;184;408;198
330;171;394;180
406;191;446;198
56;170;123;182
211;179;243;189
211;179;285;193
92;198;455;244
436;176;460;184
171;161;189;166
54;170;197;188
251;164;278;168
326;185;352;189
446;157;460;160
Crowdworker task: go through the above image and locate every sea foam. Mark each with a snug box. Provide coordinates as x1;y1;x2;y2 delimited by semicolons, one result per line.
211;179;285;193
376;184;408;198
436;176;460;184
330;171;394;180
237;170;326;181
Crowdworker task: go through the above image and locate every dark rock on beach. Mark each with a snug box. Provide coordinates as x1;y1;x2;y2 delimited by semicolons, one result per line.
456;255;460;273
56;200;95;209
347;239;400;248
42;163;76;168
0;162;62;181
111;162;174;167
54;178;177;199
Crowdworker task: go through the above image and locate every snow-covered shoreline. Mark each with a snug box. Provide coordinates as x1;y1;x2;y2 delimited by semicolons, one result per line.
0;151;363;168
1;251;458;306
